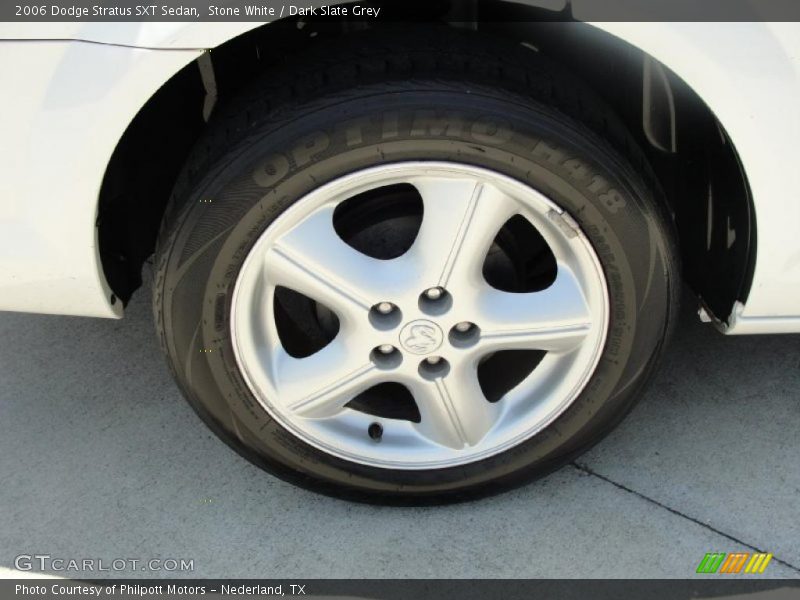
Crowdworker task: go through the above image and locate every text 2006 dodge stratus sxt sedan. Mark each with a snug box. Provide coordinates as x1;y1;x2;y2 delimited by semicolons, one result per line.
1;11;799;503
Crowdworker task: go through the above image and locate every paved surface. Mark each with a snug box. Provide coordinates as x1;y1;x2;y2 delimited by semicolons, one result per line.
1;280;798;579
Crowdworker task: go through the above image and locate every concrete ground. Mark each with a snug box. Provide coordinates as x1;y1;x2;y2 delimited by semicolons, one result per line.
0;281;798;579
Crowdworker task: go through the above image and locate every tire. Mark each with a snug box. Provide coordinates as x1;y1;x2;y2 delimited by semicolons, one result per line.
153;27;679;504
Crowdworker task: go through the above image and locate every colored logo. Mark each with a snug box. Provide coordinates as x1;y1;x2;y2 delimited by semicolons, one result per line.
696;552;773;574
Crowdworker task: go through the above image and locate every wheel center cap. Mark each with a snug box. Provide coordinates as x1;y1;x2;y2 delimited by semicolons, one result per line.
399;320;443;355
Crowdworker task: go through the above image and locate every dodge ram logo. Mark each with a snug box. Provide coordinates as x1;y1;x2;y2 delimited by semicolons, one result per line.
399;320;443;355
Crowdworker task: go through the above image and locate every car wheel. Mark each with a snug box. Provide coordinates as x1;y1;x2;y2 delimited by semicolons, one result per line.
153;28;679;503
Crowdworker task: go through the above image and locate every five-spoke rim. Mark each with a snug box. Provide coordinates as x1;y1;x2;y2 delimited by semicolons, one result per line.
231;162;609;469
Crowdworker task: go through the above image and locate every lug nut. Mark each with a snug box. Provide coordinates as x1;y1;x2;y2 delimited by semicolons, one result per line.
371;345;403;369
369;302;402;330
418;356;451;380
424;287;443;300
376;302;394;315
418;287;452;316
449;322;481;348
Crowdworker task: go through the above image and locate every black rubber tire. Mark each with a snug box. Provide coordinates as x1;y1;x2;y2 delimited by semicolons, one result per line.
152;27;679;504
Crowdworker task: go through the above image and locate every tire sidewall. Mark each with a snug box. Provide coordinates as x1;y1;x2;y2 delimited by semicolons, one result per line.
159;87;674;500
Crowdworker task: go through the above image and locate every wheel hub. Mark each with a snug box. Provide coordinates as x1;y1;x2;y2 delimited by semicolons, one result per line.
399;319;443;355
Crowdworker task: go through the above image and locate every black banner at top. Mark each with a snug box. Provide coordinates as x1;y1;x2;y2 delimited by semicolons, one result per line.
3;0;800;23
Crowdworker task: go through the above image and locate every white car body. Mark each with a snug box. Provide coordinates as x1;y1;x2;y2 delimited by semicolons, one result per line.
1;18;799;333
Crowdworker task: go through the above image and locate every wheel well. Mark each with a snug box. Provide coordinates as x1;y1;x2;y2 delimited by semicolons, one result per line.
98;3;755;322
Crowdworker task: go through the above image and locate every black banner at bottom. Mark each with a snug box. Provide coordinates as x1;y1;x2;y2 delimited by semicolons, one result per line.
4;579;800;600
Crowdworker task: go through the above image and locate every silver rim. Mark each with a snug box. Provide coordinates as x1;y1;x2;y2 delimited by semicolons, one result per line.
231;162;609;469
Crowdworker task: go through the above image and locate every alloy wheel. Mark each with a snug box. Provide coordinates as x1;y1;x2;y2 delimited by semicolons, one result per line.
231;162;609;469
